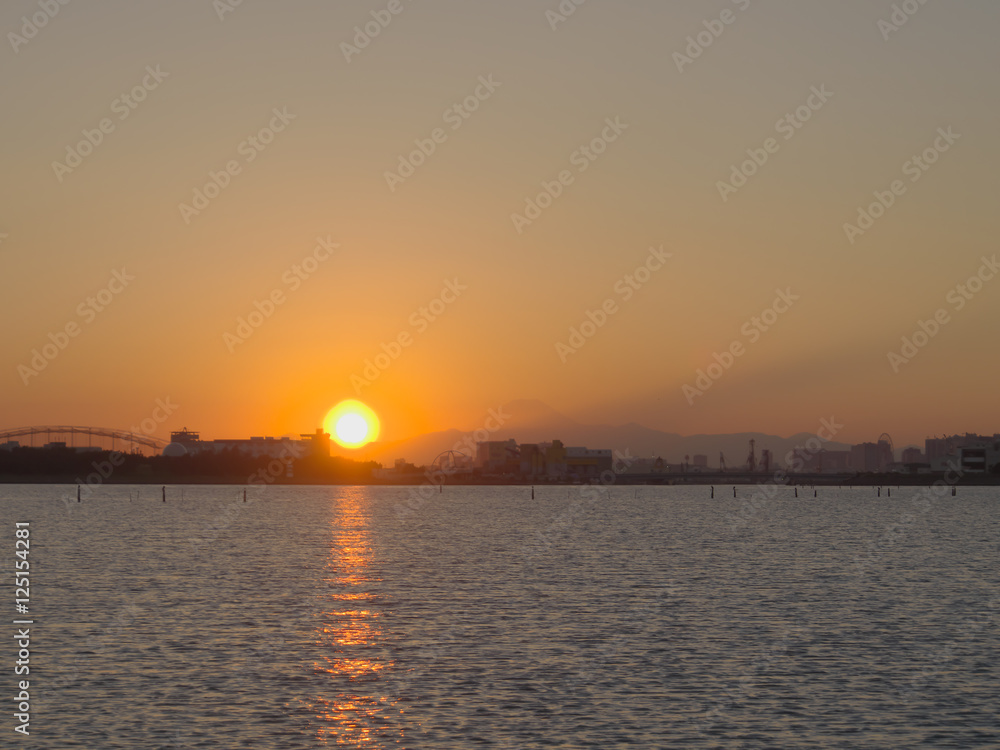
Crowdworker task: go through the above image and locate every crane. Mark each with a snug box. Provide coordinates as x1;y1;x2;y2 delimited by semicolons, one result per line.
746;439;757;473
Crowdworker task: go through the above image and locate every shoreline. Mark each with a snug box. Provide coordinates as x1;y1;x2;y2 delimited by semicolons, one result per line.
2;473;998;487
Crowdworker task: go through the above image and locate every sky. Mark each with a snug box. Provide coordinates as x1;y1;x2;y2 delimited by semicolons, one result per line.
2;0;999;450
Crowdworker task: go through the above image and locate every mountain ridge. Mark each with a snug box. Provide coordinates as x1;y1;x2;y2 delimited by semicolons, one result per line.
349;399;852;467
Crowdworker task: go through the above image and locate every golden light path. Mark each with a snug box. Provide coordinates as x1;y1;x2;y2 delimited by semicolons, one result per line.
313;488;404;746
323;400;380;450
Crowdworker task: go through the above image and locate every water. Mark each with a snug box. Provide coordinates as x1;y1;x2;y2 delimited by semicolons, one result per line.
1;483;998;748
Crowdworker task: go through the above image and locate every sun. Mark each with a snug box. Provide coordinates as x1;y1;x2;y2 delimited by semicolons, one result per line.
323;400;380;450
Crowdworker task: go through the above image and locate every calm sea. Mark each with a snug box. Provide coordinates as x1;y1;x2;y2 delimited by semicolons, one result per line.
1;483;997;749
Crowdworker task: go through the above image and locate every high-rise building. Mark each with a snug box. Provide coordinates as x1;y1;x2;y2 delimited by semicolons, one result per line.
475;439;519;472
958;440;1000;473
926;434;1000;471
850;442;882;473
816;450;851;472
519;443;544;477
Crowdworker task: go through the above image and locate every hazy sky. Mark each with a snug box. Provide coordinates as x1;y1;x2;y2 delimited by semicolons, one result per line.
2;0;998;449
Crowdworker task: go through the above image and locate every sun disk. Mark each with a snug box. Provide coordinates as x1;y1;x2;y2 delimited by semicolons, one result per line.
324;400;380;449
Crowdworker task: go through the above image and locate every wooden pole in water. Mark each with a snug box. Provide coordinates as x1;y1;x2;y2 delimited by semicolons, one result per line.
710;486;714;499
795;487;798;498
77;485;81;502
952;486;956;496
733;486;736;497
243;488;247;502
814;489;817;497
162;486;166;502
531;486;535;499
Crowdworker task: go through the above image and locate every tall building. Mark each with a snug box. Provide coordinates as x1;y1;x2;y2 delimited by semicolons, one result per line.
925;437;951;464
958;439;1000;473
300;428;331;458
877;437;894;470
475;439;519;472
850;443;882;473
544;440;567;478
519;443;545;477
816;450;851;472
926;434;1000;471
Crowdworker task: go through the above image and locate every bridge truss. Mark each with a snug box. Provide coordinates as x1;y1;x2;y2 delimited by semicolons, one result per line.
0;426;167;454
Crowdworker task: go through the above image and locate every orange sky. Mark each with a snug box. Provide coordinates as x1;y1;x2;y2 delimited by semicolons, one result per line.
2;1;999;449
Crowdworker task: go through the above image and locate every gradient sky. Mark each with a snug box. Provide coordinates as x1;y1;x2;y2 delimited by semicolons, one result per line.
2;0;998;450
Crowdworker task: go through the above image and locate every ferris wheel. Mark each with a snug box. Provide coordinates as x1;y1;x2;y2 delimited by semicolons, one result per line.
430;450;472;472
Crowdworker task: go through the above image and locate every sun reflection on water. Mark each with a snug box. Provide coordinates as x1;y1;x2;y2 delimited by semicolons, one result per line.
312;488;405;746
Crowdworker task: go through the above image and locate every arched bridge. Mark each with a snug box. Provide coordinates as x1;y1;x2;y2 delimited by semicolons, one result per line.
0;426;168;452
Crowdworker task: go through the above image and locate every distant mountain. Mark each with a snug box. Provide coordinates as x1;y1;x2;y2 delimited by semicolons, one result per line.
349;399;852;469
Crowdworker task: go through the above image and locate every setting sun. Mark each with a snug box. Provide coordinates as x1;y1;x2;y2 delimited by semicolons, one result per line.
324;400;380;450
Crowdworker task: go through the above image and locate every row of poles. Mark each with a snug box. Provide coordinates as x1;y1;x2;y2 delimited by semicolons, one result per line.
73;484;959;503
711;485;957;498
77;486;251;502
